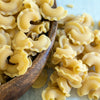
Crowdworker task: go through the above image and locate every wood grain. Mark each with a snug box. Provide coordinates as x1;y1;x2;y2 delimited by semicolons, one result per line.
0;1;57;100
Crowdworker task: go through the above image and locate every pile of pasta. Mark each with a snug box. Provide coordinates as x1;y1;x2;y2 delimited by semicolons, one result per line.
0;0;67;85
42;13;100;100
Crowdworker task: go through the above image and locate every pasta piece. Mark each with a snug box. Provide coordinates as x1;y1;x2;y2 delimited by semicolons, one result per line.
59;35;84;54
77;72;100;96
4;50;31;77
6;27;19;39
57;77;71;97
12;31;33;50
53;45;76;60
30;35;51;52
50;71;59;84
0;14;16;29
17;8;41;32
0;29;11;46
85;30;100;53
0;45;13;70
40;3;67;21
36;0;54;6
88;88;100;100
62;58;88;74
0;0;23;15
55;66;82;88
23;0;39;11
42;87;66;100
82;52;100;73
30;21;50;34
66;4;74;8
32;69;48;88
65;22;94;45
27;32;38;40
81;13;94;28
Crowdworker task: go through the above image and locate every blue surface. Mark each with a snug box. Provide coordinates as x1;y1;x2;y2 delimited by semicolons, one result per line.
19;0;100;100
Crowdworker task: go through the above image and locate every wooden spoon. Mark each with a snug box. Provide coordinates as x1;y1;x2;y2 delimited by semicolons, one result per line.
0;1;57;100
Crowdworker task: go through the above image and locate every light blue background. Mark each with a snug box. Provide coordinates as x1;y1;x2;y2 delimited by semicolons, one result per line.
19;0;100;100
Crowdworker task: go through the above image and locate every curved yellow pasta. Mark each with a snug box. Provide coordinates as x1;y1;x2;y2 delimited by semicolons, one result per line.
4;50;31;77
23;0;39;11
0;0;23;15
42;87;66;100
32;69;48;88
0;14;16;29
0;45;13;70
27;32;38;40
6;27;19;39
59;35;84;54
88;88;100;100
85;30;100;53
62;58;88;74
77;72;100;96
0;29;11;46
57;77;71;97
65;22;94;45
53;45;76;60
82;52;100;73
30;35;51;52
55;66;82;88
12;31;33;50
17;8;41;32
36;0;54;6
30;21;50;34
40;3;67;21
81;13;94;28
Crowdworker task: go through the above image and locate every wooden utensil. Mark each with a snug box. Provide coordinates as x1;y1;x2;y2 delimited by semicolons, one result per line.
0;1;57;100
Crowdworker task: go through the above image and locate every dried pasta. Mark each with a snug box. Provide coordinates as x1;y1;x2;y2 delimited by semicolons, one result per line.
42;87;66;100
17;8;41;32
40;3;67;21
0;14;16;30
42;13;100;100
0;0;23;15
77;72;100;96
82;52;100;73
0;45;13;70
30;35;51;52
12;31;33;50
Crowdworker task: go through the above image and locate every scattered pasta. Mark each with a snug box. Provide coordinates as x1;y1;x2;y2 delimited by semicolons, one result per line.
42;13;100;100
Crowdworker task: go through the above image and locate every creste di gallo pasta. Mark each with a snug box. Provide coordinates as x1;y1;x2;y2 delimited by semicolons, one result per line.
0;0;67;83
42;13;100;100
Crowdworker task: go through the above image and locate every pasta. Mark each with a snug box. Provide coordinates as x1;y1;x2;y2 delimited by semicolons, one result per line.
0;14;16;30
12;31;33;50
32;69;48;88
23;0;39;11
0;29;11;46
88;88;100;100
17;8;41;32
65;22;94;45
4;50;31;77
40;3;67;21
0;45;13;70
0;0;23;15
53;45;76;60
57;77;71;97
77;72;100;96
36;0;54;6
55;66;82;88
30;21;50;34
82;52;100;73
42;87;66;100
30;35;51;52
